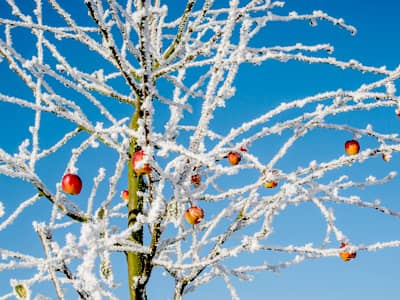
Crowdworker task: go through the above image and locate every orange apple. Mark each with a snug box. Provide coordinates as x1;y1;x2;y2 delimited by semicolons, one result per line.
184;206;204;225
344;140;360;156
61;173;82;195
121;189;129;200
382;153;390;162
264;169;279;188
132;150;152;175
264;181;278;188
227;151;241;165
191;174;201;187
339;243;357;262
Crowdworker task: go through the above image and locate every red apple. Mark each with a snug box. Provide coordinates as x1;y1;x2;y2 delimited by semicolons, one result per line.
339;243;357;262
121;189;129;200
61;173;82;195
184;206;204;225
240;145;248;152
344;140;360;156
227;151;241;165
132;150;152;175
191;174;201;187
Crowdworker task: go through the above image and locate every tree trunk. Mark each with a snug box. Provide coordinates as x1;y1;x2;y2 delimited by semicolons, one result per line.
126;108;147;300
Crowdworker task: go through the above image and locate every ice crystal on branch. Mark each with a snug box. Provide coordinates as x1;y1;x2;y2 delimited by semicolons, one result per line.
0;201;4;218
0;0;400;299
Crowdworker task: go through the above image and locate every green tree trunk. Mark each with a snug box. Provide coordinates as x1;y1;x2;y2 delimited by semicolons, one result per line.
126;108;147;300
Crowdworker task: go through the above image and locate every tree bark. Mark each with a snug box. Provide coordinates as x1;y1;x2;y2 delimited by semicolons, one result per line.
126;108;147;300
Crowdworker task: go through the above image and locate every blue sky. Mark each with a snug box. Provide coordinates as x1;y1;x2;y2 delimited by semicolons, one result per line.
0;1;400;299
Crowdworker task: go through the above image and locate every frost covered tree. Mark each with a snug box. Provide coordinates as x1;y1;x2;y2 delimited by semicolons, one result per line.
0;0;400;299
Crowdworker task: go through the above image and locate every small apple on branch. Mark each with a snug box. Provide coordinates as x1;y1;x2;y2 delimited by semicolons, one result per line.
61;173;82;195
339;243;357;262
132;150;152;175
344;140;360;156
191;174;202;187
227;151;241;165
264;169;279;189
121;189;129;200
184;206;204;225
264;181;278;188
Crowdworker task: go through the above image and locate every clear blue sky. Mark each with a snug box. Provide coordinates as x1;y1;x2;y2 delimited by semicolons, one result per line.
0;1;400;299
